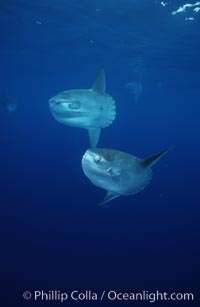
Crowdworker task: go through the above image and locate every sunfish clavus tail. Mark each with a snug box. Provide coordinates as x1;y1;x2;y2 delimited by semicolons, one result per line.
49;69;116;147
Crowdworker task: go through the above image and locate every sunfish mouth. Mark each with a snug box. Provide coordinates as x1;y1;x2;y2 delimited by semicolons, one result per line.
82;150;96;164
82;150;108;177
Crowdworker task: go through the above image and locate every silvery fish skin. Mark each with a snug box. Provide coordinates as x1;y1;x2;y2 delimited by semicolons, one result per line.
49;69;116;147
82;148;171;205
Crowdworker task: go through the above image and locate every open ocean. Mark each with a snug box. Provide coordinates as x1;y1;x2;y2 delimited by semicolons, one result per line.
0;0;199;306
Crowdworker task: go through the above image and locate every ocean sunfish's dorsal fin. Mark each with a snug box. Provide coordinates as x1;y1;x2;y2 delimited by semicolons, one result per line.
88;128;101;148
99;191;120;206
142;147;172;168
91;68;105;93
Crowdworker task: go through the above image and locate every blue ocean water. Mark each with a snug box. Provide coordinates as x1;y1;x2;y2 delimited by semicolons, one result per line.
0;0;200;306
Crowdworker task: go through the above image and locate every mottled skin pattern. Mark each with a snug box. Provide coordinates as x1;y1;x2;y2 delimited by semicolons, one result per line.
82;148;152;196
49;89;116;129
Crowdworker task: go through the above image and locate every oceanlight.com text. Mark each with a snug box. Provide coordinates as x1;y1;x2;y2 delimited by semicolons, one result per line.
22;289;195;303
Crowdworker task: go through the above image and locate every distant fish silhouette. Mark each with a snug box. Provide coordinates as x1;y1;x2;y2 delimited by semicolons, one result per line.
1;93;18;112
126;81;143;104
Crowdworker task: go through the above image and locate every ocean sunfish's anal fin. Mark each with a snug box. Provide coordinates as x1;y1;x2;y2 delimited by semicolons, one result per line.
99;191;120;206
88;128;101;148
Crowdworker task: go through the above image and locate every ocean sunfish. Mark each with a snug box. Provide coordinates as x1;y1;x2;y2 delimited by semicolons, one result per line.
1;93;18;112
49;69;116;148
82;147;171;205
126;81;143;104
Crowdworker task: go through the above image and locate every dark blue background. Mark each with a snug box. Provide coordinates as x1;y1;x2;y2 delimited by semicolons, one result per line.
0;0;199;306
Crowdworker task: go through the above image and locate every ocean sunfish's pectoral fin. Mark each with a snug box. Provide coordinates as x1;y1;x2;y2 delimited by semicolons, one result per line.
107;167;121;177
99;191;120;206
88;128;101;148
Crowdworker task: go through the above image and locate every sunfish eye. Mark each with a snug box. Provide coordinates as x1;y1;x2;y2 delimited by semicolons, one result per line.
94;156;102;164
56;101;61;105
68;101;81;110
